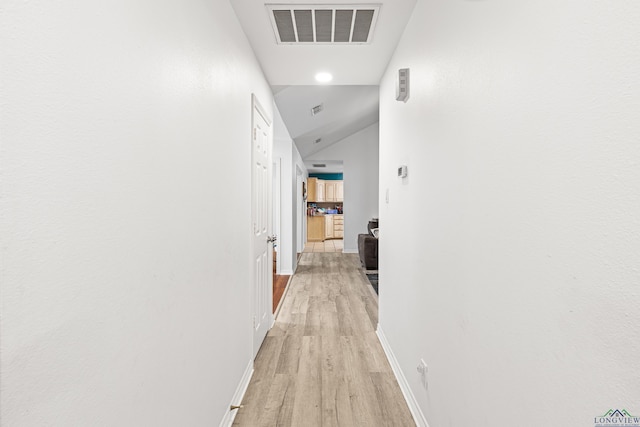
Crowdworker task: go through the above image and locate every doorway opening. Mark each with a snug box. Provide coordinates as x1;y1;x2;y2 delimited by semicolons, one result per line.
303;161;344;254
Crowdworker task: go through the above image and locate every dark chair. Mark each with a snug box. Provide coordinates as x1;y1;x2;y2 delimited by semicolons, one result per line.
358;220;378;270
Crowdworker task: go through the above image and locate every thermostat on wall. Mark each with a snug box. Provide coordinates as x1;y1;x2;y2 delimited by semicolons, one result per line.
398;165;408;178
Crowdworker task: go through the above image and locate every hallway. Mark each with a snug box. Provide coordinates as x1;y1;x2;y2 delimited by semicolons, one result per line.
233;253;414;427
4;1;640;425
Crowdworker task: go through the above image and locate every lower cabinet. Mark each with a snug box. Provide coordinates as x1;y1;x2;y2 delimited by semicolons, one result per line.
333;215;344;238
307;216;325;242
325;215;334;239
308;214;344;242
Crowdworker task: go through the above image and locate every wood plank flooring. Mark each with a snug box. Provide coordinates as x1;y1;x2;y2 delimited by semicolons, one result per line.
273;274;290;313
233;253;415;427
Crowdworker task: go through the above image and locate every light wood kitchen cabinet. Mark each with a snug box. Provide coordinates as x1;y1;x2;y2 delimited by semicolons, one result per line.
324;180;343;202
325;181;336;202
335;181;344;202
307;177;317;202
333;214;344;238
307;178;343;203
317;180;325;202
308;214;343;242
307;215;324;242
324;215;334;239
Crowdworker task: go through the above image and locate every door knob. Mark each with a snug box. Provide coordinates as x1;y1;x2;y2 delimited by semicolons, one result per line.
267;235;277;243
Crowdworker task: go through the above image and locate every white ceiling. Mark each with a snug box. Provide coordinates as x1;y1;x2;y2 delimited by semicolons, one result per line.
230;0;417;167
304;160;344;174
274;85;379;157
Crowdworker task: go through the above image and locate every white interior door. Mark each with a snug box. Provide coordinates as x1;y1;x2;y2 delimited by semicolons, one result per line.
251;95;273;359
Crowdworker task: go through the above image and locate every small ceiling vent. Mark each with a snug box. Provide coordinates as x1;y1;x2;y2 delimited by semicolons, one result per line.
311;104;324;116
312;163;326;168
267;4;380;44
314;138;322;144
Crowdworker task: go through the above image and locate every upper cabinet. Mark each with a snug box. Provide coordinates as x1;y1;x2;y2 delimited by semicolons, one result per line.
324;180;343;202
307;177;317;202
317;180;325;202
325;181;336;202
335;181;343;202
307;178;343;203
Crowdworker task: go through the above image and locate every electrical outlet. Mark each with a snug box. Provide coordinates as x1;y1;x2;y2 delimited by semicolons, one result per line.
416;359;428;389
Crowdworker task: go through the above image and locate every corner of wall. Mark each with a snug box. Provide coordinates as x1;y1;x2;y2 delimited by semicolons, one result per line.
218;359;253;427
376;326;429;427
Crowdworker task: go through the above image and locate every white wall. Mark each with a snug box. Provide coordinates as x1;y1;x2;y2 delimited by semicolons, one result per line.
379;1;640;426
307;123;379;253
0;1;273;425
272;111;308;274
292;144;308;258
273;108;295;275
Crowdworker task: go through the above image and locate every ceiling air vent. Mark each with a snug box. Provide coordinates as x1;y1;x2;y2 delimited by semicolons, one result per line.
312;163;326;168
267;4;380;44
311;104;324;116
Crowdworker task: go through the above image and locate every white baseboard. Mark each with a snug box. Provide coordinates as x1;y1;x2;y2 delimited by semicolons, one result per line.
219;359;254;427
343;248;358;254
376;326;429;427
279;269;294;275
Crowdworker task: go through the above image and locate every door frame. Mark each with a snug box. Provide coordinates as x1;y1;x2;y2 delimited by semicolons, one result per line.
273;157;281;275
296;166;305;254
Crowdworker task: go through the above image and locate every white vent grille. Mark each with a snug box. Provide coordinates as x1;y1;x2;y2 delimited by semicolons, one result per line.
311;104;324;116
267;4;380;44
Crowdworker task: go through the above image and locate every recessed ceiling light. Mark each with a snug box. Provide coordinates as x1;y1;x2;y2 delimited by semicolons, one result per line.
315;72;333;83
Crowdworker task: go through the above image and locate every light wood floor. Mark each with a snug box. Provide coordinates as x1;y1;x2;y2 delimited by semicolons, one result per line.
273;274;290;313
232;253;415;427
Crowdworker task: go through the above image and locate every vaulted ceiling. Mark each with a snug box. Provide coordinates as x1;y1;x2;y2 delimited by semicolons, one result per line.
273;85;379;157
230;0;417;161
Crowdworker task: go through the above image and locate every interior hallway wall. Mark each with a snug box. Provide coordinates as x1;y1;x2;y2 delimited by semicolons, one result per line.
273;108;295;275
292;144;308;258
273;108;308;274
307;123;379;253
378;1;640;426
0;0;273;425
